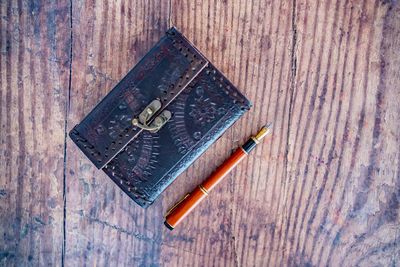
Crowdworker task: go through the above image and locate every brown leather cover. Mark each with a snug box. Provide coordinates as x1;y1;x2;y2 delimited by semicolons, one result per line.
70;27;251;208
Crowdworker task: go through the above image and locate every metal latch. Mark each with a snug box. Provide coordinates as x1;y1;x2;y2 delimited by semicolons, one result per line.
132;99;172;133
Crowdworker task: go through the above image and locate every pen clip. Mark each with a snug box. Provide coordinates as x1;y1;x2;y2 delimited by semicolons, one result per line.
165;193;190;217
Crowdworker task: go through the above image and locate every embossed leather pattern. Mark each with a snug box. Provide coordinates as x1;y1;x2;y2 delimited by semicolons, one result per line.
70;28;251;208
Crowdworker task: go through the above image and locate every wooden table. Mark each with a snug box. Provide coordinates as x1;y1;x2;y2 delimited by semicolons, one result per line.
1;0;399;266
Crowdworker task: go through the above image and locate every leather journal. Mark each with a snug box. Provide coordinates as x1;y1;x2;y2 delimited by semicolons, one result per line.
70;27;251;208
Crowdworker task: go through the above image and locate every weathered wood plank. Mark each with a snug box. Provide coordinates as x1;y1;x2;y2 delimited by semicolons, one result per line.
65;0;170;265
164;0;400;266
163;0;293;266
278;0;400;266
3;0;398;265
0;0;70;265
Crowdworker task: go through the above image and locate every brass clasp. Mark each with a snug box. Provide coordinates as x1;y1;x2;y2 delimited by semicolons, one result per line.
132;99;172;133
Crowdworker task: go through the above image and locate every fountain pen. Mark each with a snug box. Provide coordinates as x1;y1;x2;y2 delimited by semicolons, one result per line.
164;123;272;230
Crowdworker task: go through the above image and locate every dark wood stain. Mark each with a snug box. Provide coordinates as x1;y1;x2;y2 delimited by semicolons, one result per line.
16;0;26;259
308;2;348;263
290;0;342;263
1;0;399;266
1;0;70;265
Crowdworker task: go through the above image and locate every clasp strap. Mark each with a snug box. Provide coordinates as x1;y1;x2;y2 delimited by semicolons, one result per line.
132;99;172;133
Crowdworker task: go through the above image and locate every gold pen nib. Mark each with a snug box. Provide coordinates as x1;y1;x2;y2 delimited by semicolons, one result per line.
254;123;272;142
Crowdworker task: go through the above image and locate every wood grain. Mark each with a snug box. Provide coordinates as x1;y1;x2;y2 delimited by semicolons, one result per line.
165;0;400;266
162;0;293;266
280;1;400;266
0;0;71;265
65;0;170;266
1;0;399;266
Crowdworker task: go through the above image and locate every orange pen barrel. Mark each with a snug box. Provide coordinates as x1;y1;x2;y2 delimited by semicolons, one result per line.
164;148;247;230
164;123;271;230
201;148;247;191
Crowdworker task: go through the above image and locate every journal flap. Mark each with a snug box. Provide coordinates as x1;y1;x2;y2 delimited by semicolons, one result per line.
69;28;208;168
103;63;251;207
